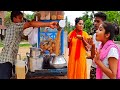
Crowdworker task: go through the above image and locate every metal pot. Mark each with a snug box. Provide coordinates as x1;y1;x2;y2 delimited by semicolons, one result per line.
30;47;42;58
49;54;67;69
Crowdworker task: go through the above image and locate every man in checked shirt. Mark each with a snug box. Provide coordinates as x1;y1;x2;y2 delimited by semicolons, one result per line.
0;11;58;79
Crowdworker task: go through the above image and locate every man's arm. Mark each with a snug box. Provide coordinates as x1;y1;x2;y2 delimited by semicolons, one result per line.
23;21;57;30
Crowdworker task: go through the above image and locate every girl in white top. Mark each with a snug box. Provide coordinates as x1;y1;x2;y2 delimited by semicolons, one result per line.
94;21;120;79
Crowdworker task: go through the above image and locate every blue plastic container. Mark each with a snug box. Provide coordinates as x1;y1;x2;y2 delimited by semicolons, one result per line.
37;20;64;55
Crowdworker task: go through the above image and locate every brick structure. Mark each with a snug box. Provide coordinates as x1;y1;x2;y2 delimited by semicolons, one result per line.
0;11;7;40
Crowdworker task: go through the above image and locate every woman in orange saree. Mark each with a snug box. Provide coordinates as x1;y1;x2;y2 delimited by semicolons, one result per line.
68;18;90;79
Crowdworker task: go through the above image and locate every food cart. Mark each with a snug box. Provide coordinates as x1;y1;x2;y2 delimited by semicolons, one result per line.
25;11;68;78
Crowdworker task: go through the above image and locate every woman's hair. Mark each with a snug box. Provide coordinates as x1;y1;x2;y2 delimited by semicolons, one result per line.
75;17;83;26
102;21;119;40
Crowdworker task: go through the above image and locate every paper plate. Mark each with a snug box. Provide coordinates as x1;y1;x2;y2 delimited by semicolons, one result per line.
59;20;66;28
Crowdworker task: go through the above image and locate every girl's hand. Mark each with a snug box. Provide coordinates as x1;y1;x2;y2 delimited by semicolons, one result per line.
93;48;101;64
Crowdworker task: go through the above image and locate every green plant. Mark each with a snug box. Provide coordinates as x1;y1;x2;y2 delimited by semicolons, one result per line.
114;35;120;41
118;35;120;41
19;44;31;47
0;42;4;47
0;42;31;48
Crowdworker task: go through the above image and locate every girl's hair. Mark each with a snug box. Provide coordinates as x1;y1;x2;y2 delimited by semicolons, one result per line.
102;21;119;40
112;23;119;35
75;17;83;26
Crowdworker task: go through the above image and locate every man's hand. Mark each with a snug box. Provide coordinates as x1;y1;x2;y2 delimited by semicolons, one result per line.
49;21;58;29
23;21;58;30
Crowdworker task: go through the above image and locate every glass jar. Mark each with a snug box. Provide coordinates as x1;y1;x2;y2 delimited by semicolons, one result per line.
40;11;46;20
57;11;64;20
50;11;57;20
45;11;50;20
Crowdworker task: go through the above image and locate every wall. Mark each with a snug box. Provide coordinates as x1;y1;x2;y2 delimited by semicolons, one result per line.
0;11;6;30
0;11;7;40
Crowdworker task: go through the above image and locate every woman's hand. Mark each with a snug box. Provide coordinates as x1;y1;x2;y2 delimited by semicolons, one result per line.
76;35;83;40
79;36;90;51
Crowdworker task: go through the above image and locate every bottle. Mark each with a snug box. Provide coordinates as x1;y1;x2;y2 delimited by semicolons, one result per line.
15;60;28;79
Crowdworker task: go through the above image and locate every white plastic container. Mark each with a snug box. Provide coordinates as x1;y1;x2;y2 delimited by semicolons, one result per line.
15;54;28;79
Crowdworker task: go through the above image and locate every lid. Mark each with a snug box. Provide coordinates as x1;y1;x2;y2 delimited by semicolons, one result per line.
15;60;26;66
30;47;41;51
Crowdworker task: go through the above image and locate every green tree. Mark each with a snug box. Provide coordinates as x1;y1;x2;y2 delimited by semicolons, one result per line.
65;16;75;34
66;11;93;34
102;11;120;24
4;11;12;27
100;11;120;41
84;18;93;34
80;11;93;34
25;14;34;21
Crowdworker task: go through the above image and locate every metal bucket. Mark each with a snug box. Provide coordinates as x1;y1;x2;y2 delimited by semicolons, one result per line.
30;47;41;58
29;57;37;72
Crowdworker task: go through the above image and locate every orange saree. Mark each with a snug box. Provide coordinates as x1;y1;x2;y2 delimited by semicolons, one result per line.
68;29;89;79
